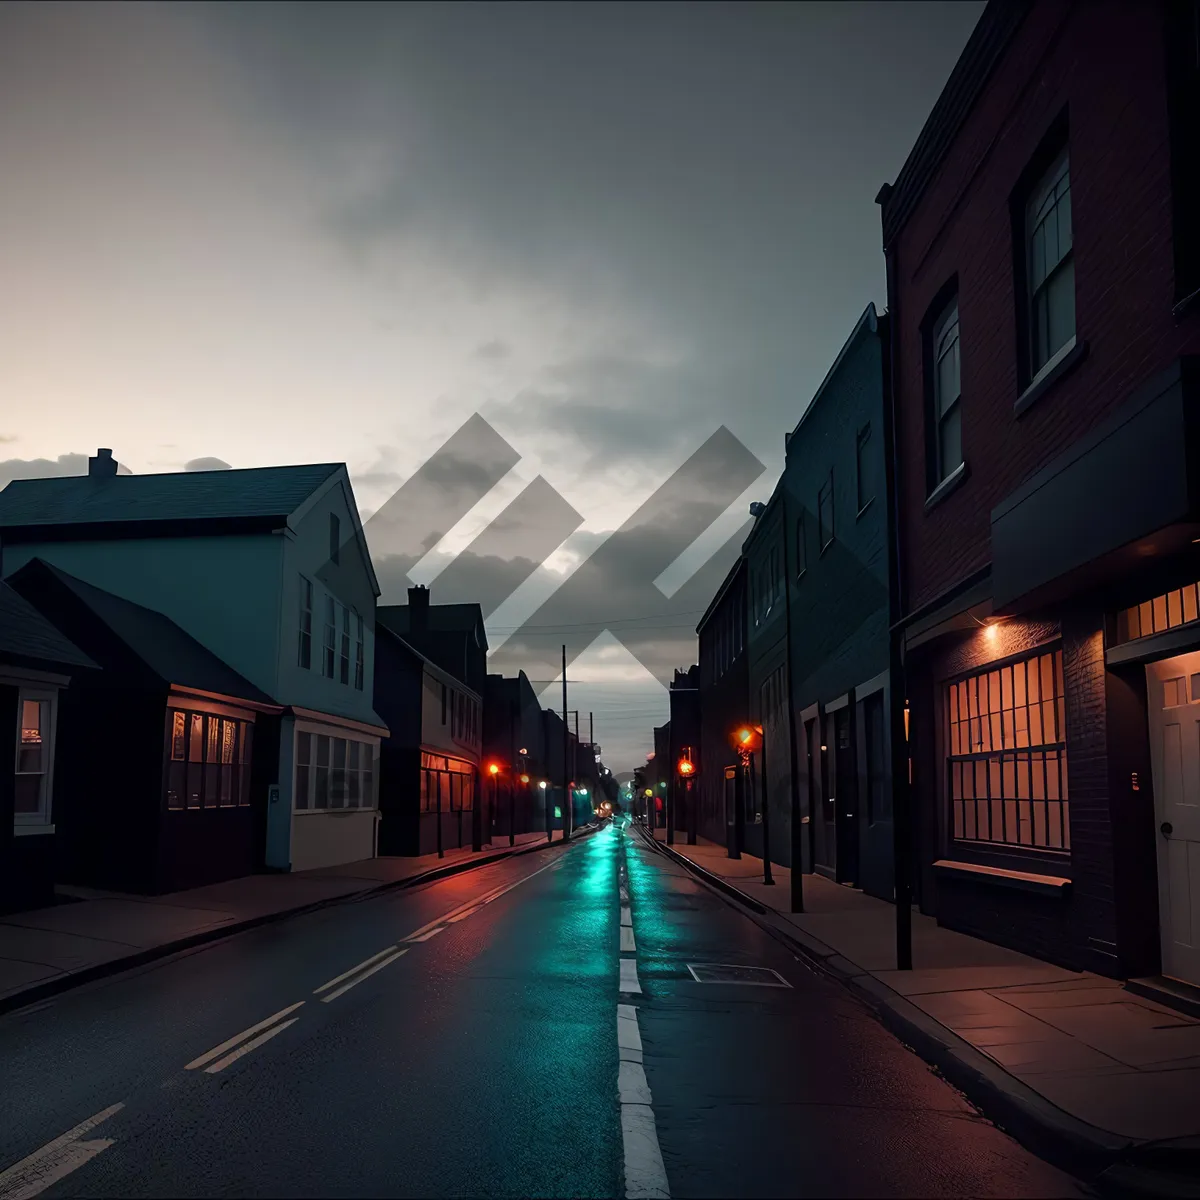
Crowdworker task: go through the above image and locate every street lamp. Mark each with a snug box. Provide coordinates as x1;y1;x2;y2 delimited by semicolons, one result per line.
733;725;772;885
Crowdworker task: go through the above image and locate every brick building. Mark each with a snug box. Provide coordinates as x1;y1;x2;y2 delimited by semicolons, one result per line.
880;0;1200;990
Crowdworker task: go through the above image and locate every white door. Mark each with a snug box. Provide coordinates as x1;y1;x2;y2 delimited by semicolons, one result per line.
1146;653;1200;987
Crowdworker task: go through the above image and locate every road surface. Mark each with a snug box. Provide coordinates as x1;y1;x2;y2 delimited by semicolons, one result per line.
0;822;1088;1198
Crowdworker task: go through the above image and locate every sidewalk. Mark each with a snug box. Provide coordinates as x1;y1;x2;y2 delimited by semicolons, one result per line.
644;827;1200;1191
0;830;556;1013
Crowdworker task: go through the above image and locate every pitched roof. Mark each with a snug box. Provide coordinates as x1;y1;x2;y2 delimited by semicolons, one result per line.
0;581;96;672
9;560;277;706
0;463;343;531
376;622;480;699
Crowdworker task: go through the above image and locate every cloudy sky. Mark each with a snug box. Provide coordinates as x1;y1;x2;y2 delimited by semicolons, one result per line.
0;0;983;771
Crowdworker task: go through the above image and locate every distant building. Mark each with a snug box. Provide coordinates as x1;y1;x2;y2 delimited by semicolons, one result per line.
668;666;700;842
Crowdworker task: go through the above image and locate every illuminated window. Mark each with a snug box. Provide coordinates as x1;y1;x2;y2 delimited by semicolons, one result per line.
945;647;1069;853
1115;581;1200;643
14;693;53;824
165;708;252;811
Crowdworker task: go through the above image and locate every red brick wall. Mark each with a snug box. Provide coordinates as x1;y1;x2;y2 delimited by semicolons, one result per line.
891;0;1200;612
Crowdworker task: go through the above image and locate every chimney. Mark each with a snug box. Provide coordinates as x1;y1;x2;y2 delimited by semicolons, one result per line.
408;584;430;633
89;448;118;478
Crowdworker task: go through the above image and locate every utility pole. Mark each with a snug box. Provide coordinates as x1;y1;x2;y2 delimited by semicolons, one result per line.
572;710;579;839
779;482;804;912
561;644;570;843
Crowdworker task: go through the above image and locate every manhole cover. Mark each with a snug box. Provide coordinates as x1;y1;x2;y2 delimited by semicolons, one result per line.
687;963;792;987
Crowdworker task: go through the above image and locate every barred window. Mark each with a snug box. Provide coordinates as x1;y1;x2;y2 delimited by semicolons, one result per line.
946;647;1069;852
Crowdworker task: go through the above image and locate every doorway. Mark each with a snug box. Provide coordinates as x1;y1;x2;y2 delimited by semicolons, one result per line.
1146;651;1200;987
834;705;859;885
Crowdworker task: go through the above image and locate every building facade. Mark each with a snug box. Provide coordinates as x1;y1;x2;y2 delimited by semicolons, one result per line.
880;0;1200;985
696;557;748;847
483;671;550;837
782;304;894;898
0;452;389;874
668;666;701;842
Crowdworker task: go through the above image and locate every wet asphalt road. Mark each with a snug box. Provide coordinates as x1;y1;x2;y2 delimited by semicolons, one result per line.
0;821;1089;1198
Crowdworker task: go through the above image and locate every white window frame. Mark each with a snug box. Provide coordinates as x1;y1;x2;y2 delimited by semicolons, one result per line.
292;725;379;813
1025;148;1075;380
14;687;57;829
298;575;313;670
322;595;336;678
931;298;962;485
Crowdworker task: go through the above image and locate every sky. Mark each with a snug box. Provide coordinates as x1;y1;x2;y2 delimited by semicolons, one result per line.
0;0;984;772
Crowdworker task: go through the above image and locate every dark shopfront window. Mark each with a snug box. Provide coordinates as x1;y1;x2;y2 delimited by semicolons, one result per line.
419;752;475;812
165;708;253;810
945;647;1069;853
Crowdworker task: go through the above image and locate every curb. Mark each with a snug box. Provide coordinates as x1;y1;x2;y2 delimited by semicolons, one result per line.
634;825;1200;1199
0;825;600;1019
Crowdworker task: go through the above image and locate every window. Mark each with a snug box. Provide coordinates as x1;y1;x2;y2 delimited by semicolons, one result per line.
354;613;364;690
946;648;1069;852
419;752;474;812
863;691;889;825
795;511;806;578
339;604;351;685
1025;149;1074;377
164;708;252;810
856;424;873;513
817;473;835;551
323;596;336;678
930;298;962;485
298;576;313;669
1116;579;1200;644
14;693;53;824
329;513;341;565
295;732;377;811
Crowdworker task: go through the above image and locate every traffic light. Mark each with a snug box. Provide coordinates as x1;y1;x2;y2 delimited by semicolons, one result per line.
677;747;696;777
731;726;762;754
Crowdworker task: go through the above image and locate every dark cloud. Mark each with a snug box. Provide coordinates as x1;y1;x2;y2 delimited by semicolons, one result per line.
183;456;233;471
474;340;511;361
192;1;985;469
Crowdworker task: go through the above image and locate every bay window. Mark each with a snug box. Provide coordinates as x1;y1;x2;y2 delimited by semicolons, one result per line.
165;708;253;811
293;730;379;812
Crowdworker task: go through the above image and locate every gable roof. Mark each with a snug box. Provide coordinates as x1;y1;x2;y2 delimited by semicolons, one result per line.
377;602;485;636
8;559;278;708
0;463;344;535
375;622;480;700
0;580;96;673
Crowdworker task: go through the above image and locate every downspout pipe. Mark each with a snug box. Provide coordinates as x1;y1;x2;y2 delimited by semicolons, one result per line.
878;195;914;972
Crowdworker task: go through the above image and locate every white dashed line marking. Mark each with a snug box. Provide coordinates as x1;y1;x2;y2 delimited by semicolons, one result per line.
314;947;399;995
0;1103;125;1200
621;926;637;953
616;1006;669;1199
319;948;410;1002
619;957;642;994
185;1002;306;1071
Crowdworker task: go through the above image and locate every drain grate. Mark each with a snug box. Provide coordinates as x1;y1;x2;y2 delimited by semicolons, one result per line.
687;963;792;987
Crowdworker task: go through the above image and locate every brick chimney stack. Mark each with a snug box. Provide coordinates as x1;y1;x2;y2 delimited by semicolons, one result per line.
88;448;118;478
408;584;430;633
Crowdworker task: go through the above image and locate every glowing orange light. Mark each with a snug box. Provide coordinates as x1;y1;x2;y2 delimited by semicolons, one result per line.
488;762;500;775
677;756;695;777
520;773;530;784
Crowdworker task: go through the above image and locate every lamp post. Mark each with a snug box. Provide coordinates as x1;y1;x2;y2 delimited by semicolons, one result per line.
539;778;550;843
487;762;501;851
734;726;772;885
677;751;696;849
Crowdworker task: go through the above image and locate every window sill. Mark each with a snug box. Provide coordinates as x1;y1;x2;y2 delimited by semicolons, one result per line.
14;823;55;837
295;806;378;817
856;497;875;522
934;857;1071;896
924;461;969;512
1015;337;1088;418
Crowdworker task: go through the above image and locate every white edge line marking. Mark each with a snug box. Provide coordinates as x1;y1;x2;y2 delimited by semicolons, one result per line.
619;957;642;994
0;1103;124;1200
620;926;637;953
314;946;399;994
409;928;443;943
320;947;409;1002
617;1006;669;1200
203;1017;300;1073
185;1002;305;1070
447;906;482;923
620;906;633;926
